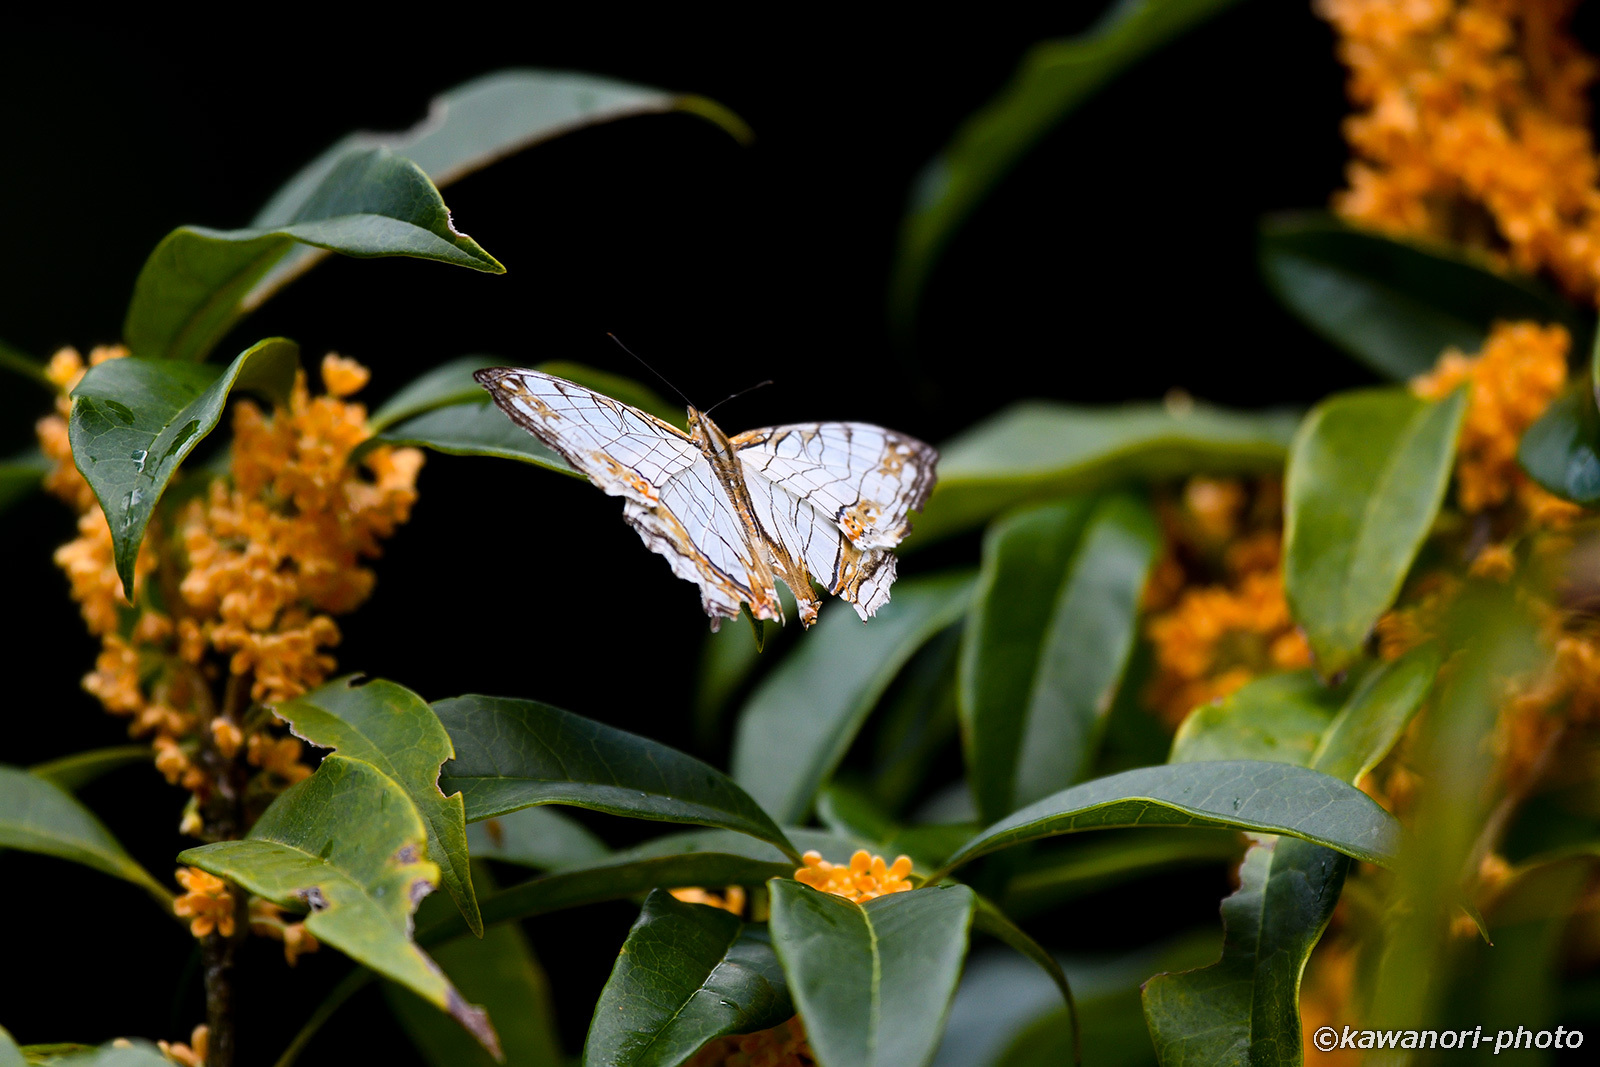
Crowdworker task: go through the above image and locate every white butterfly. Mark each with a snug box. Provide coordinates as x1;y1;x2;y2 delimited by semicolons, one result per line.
475;367;938;629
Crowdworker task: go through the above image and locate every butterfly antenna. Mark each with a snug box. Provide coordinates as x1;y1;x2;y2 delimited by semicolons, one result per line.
704;379;774;418
607;333;694;407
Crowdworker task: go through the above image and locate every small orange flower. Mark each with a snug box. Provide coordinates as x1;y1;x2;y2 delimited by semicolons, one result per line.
158;1024;209;1067
794;850;914;904
687;1015;813;1067
247;732;313;784
249;899;320;965
670;886;748;915
173;868;235;939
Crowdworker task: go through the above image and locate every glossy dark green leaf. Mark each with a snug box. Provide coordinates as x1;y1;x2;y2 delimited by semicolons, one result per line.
1309;644;1439;783
1259;214;1577;380
365;398;573;474
368;358;681;437
276;676;480;936
67;338;298;593
936;761;1401;877
871;625;963;812
180;755;499;1056
769;881;976;1067
584;890;792;1067
27;746;149;792
248;70;748;307
1000;830;1243;919
891;0;1243;327
972;894;1077;1031
1142;836;1348;1067
0;448;48;513
385;921;563;1067
125;151;501;363
961;495;1159;821
436;694;795;858
1168;672;1340;768
465;806;610;870
452;829;858;936
1284;386;1467;675
916;403;1297;544
731;572;975;823
1519;381;1600;504
0;765;168;902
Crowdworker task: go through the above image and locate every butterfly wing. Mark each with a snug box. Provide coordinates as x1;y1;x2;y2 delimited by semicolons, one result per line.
475;368;779;627
733;422;936;621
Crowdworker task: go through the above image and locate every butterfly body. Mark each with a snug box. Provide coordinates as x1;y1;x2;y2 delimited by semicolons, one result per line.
474;367;937;630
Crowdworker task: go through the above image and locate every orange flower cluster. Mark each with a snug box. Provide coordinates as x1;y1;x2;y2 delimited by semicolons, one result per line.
1319;0;1600;302
1143;478;1311;726
794;849;914;904
249;898;320;965
1412;320;1573;513
157;1024;209;1067
670;885;748;915
686;1016;814;1067
173;867;235;939
38;350;421;811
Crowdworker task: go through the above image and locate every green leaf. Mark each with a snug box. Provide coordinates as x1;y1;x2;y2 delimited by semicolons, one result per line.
364;398;575;475
1142;836;1348;1067
0;765;168;902
961;494;1159;822
248;70;748;308
917;403;1297;544
67;338;298;593
971;894;1078;1031
27;746;149;792
1309;644;1439;783
449;829;859;936
386;921;563;1067
275;677;481;937
1259;214;1577;380
179;755;499;1057
731;572;975;823
42;1043;171;1067
870;626;963;813
435;694;795;858
584;890;793;1067
891;0;1243;328
935;760;1401;877
1519;381;1600;504
368;358;681;436
465;806;610;870
1284;386;1467;675
125;151;501;363
769;881;976;1067
0;1025;23;1067
1168;672;1341;767
0;448;48;513
1001;830;1244;919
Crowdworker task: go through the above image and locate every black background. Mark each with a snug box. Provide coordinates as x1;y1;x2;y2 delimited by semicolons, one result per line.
3;5;1381;1061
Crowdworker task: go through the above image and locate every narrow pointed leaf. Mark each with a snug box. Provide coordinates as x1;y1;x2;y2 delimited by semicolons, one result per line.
67;338;298;593
1142;835;1348;1067
179;755;499;1056
276;677;481;937
436;694;794;858
28;746;149;792
1001;829;1244;918
892;0;1242;327
1309;644;1439;783
584;890;793;1067
125;150;501;363
961;495;1158;821
368;356;504;432
917;403;1297;544
465;806;610;870
1259;214;1576;380
937;761;1401;876
1284;386;1467;675
0;765;168;902
769;881;976;1067
365;398;573;473
1168;672;1341;768
386;922;563;1067
732;572;975;823
249;70;748;306
972;894;1078;1027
